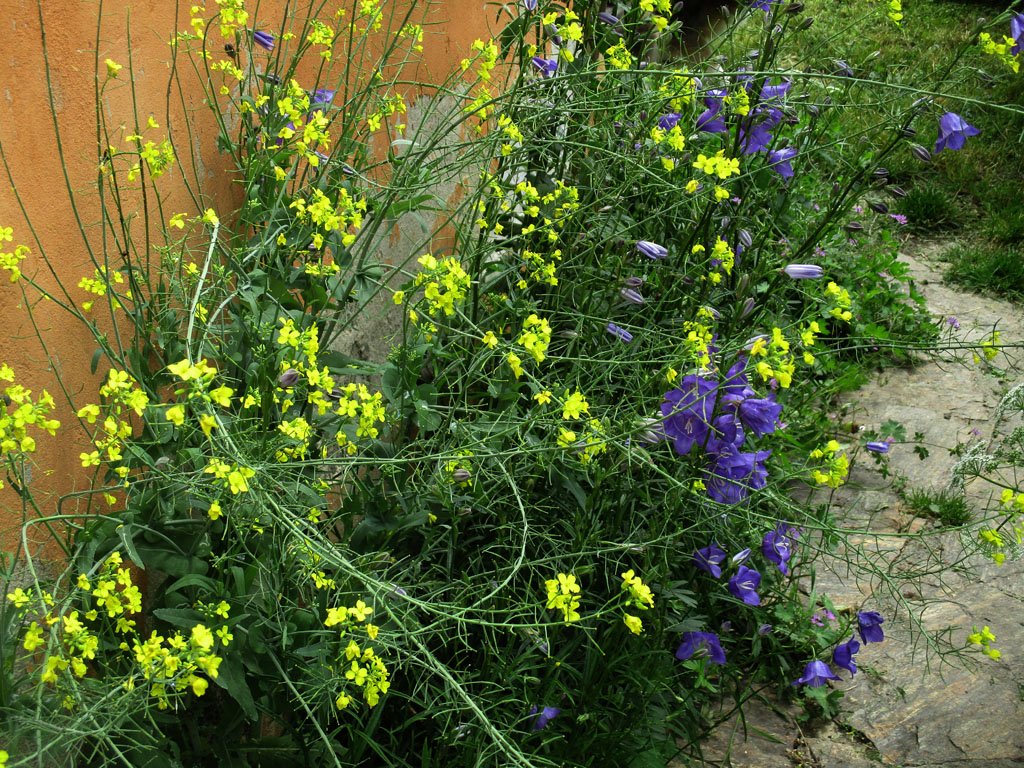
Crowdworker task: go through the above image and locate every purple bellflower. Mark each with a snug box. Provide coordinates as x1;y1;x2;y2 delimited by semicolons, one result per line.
783;264;823;279
767;147;798;179
865;442;889;454
760;80;791;101
620;287;645;305
739;120;773;154
606;323;634;343
597;11;620;25
253;30;275;51
675;632;726;664
531;57;558;77
310;89;336;114
522;0;538;10
703;446;771;504
704;413;745;455
794;660;840;687
857;611;885;643
661;375;718;456
529;706;560;731
727;565;762;606
1012;14;1024;55
934;112;980;154
694;542;727;578
658;113;681;131
761;524;793;575
697;104;727;134
832;635;861;676
721;387;782;438
732;548;751;564
637;240;668;259
750;0;780;11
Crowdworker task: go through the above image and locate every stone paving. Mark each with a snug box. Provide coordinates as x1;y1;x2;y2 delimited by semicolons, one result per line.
701;242;1024;768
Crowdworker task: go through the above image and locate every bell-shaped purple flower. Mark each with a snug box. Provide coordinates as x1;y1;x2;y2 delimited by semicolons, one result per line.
934;112;980;154
675;632;726;664
637;240;668;260
857;611;885;643
693;542;727;578
1011;13;1024;55
739;121;773;154
705;413;745;454
661;376;718;456
703;446;771;504
522;0;538;10
783;264;823;279
658;113;681;131
767;147;798;179
606;323;633;343
794;660;840;687
531;57;558;77
761;524;793;575
865;441;889;454
760;80;791;101
728;565;762;606
721;387;782;438
253;30;275;51
832;635;861;676
310;89;336;115
529;705;560;730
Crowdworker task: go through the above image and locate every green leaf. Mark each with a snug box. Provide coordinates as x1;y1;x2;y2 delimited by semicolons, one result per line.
214;655;259;721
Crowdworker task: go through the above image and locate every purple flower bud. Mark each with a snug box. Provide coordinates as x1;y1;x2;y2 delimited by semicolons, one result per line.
865;442;889;454
522;0;538;10
278;369;300;388
620;287;645;305
868;201;889;214
732;548;751;564
636;240;668;260
834;60;854;78
844;221;864;233
758;623;773;635
910;144;932;163
857;610;885;643
452;468;471;483
598;11;620;24
253;30;275;51
886;185;908;199
606;323;634;343
529;705;560;731
740;297;756;319
702;305;722;320
783;264;824;279
737;229;753;249
624;276;645;288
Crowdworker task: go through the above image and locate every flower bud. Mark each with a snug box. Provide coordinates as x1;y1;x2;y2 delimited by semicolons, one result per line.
797;16;815;29
910;144;931;163
620;287;645;305
868;201;889;214
736;274;750;294
900;126;917;138
886;185;908;199
740;297;756;318
783;264;824;279
452;468;471;483
786;2;805;12
738;229;753;249
844;222;864;233
597;11;619;24
873;167;889;178
278;369;300;388
624;276;645;288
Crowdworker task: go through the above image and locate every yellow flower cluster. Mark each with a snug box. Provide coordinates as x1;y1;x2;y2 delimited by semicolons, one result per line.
324;600;391;709
0;365;60;480
605;41;633;70
658;68;696;111
462;39;500;131
215;0;249;37
204;459;256;495
693;151;740;180
967;625;1000;660
681;321;715;368
0;224;29;282
288;186;366;249
308;19;335;58
799;321;823;365
444;449;474;488
809;440;850;488
979;32;1021;73
825;281;853;323
620;569;655;636
870;0;903;25
78;266;131;312
750;328;796;388
545;573;581;624
413;254;471;320
517;314;552;365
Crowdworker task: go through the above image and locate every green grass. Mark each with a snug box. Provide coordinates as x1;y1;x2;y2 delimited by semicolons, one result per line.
903;486;974;527
943;240;1024;299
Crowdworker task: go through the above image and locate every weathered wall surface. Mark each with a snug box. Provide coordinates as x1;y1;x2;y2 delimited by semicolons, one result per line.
0;0;492;550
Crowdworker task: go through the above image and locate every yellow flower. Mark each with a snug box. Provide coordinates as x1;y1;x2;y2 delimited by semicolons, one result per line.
561;389;590;420
481;331;498;349
23;622;44;651
507;352;524;379
77;574;90;590
623;614;643;635
534;390;552;405
105;58;123;78
201;208;219;226
208;501;222;521
165;405;185;427
191;675;209;696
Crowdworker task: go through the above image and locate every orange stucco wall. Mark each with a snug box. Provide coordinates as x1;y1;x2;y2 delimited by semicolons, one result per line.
0;0;492;553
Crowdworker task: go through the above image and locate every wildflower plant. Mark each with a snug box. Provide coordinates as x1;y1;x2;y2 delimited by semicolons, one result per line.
1;0;1022;765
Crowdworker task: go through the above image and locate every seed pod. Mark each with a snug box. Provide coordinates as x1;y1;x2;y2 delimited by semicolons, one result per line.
798;14;813;27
